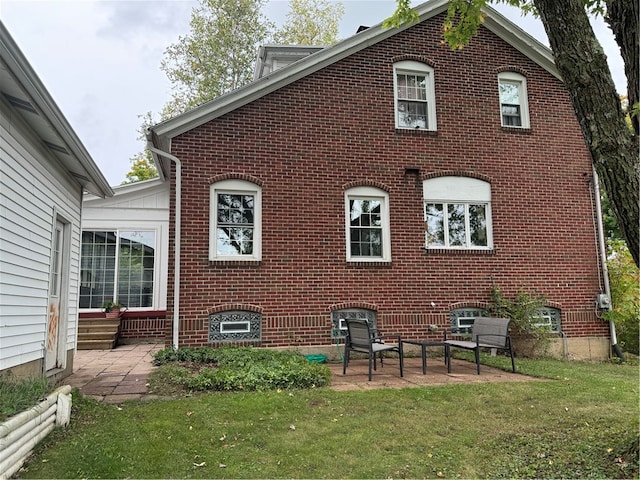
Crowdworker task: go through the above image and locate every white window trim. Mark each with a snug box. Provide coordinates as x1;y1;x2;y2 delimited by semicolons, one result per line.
345;186;391;262
79;228;160;311
423;177;493;250
209;179;262;261
498;71;530;128
393;60;437;131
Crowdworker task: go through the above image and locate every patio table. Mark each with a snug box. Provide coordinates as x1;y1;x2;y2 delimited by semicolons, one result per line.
401;339;448;374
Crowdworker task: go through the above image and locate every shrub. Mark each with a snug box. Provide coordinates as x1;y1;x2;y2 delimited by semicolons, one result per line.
152;346;332;392
605;240;640;355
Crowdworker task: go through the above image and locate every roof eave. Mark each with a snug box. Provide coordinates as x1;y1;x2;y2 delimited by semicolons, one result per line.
0;21;113;198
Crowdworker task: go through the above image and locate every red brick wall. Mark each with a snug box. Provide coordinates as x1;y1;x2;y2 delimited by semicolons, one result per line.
118;311;166;342
164;14;609;347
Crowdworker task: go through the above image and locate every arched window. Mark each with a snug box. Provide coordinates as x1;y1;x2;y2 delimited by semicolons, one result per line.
345;186;391;262
393;61;437;131
498;72;530;128
423;177;492;250
209;179;262;261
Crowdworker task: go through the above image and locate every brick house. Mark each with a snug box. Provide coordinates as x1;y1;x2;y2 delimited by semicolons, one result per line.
147;0;612;360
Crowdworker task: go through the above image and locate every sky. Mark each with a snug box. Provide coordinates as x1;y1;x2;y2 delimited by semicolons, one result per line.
1;0;626;186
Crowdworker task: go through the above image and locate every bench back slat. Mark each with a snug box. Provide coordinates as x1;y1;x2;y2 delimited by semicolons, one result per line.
472;317;511;347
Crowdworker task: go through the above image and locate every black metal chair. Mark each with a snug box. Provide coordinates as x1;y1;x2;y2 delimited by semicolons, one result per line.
444;317;515;374
342;319;404;381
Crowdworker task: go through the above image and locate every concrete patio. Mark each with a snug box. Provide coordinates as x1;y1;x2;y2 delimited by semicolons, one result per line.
65;343;539;403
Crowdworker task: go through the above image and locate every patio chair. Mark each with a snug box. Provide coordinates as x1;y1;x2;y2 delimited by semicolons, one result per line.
342;318;404;381
444;317;515;374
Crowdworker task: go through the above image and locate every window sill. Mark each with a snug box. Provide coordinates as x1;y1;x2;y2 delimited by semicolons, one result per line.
500;126;532;134
395;128;438;137
424;248;496;256
209;260;262;268
346;261;393;268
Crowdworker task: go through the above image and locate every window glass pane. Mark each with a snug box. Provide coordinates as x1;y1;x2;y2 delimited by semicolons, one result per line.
469;204;488;247
396;70;429;129
350;198;383;257
217;193;255;256
217;227;254;255
398;101;428;129
117;231;155;308
425;203;444;246
79;231;117;308
447;204;466;246
499;82;520;105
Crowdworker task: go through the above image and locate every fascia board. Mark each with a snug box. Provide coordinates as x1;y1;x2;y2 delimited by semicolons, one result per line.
482;9;559;80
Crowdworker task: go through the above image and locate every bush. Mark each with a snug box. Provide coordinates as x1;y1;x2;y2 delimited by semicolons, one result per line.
605;240;640;355
152;346;332;392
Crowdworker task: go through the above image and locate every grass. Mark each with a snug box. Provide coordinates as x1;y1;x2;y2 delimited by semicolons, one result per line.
0;374;50;422
17;357;639;479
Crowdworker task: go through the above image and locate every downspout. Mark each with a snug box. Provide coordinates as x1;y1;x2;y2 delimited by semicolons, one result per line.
147;144;182;350
592;166;624;360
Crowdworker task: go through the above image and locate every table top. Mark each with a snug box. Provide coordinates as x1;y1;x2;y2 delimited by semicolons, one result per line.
401;339;445;346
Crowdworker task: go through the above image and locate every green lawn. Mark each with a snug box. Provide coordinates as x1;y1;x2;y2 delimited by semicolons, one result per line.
18;358;639;479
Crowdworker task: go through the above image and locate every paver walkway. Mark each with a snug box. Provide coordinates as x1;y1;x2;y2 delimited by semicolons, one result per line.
66;343;162;403
66;344;539;403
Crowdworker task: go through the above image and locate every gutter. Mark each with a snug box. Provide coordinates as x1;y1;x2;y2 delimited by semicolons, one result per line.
592;166;624;359
146;142;182;350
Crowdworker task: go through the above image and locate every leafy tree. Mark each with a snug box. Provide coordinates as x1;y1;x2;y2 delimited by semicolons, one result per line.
160;0;274;116
605;240;640;355
123;112;158;184
274;0;344;45
123;154;158;185
385;0;639;267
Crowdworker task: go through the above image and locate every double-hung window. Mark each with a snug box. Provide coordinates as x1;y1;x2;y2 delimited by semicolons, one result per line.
498;72;529;128
210;179;262;261
423;177;492;250
394;61;436;131
345;186;391;262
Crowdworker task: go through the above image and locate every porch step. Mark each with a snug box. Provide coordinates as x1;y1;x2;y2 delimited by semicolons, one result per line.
78;317;120;350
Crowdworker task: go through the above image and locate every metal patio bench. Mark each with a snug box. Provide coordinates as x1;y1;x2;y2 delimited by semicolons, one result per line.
444;317;515;374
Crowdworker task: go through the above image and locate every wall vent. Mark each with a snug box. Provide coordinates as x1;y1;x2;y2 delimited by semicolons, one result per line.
3;93;38;114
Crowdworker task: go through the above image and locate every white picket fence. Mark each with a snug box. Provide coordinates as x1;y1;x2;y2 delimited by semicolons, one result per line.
0;385;72;479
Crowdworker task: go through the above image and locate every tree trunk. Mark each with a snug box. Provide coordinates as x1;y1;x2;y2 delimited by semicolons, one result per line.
605;0;639;136
534;0;640;267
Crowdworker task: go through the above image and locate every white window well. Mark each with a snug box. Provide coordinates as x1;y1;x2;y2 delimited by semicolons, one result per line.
394;61;437;131
345;186;391;262
423;177;493;250
498;72;529;128
210;179;262;261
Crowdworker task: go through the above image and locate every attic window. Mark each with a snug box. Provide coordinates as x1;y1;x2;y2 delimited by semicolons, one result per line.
4;94;38;114
498;72;530;128
393;61;437;131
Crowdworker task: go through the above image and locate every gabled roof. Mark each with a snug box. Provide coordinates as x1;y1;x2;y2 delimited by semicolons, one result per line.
148;0;557;159
0;21;113;198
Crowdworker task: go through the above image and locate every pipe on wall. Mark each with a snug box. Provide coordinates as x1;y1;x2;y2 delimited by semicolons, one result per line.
592;166;624;360
146;144;182;350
